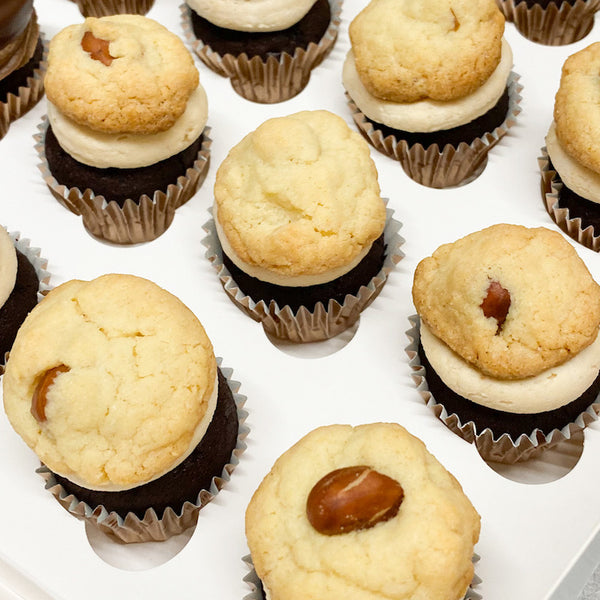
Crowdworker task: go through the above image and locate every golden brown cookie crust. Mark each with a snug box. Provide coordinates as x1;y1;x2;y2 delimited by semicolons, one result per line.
349;0;504;104
3;274;217;490
214;110;386;278
245;423;480;600
412;224;600;380
44;15;199;135
554;42;600;175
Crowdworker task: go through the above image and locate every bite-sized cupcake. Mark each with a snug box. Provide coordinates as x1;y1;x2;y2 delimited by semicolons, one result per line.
204;110;403;342
245;423;481;600
497;0;599;45
37;15;211;245
72;0;155;18
3;274;247;543
181;0;342;103
0;0;46;140
541;42;600;251
409;224;600;463
343;0;521;188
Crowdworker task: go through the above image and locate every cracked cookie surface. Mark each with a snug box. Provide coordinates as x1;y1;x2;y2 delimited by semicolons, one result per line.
3;274;217;491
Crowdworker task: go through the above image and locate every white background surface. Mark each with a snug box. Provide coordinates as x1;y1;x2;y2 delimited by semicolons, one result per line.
1;1;600;599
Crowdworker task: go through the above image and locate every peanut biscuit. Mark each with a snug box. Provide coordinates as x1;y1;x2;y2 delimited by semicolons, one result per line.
214;110;386;279
246;423;480;600
412;224;600;380
3;274;217;491
349;0;504;104
44;15;199;135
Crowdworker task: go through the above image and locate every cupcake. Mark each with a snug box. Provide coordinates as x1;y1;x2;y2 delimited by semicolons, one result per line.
37;15;211;245
3;274;247;543
245;423;481;600
342;0;521;188
72;0;155;18
541;42;600;252
0;0;46;140
497;0;600;45
181;0;342;103
204;109;403;343
409;224;600;463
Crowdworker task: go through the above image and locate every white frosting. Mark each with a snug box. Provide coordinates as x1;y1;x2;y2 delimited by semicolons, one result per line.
60;372;220;491
0;228;17;310
546;121;600;205
213;205;372;287
186;0;316;32
420;322;600;414
47;85;209;169
342;38;513;133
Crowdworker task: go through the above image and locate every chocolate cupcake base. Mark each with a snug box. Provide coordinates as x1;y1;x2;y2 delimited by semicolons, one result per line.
406;316;600;463
38;361;249;543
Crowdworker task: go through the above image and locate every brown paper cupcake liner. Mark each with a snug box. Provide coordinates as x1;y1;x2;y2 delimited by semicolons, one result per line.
73;0;155;17
202;204;404;343
181;0;342;103
0;231;52;373
0;35;47;142
241;553;482;600
34;117;211;245
347;71;522;189
406;315;600;464
37;360;249;544
497;0;600;45
539;146;600;252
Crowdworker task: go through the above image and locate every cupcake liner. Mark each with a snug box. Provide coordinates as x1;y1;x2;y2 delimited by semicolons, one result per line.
202;204;404;343
0;231;53;373
181;0;342;103
0;34;47;142
539;146;600;252
37;360;249;544
34;117;212;245
497;0;600;45
241;553;482;600
347;71;523;189
406;315;600;464
73;0;155;17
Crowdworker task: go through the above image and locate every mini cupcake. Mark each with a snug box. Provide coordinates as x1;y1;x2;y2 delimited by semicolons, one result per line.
204;110;403;342
72;0;155;18
409;224;600;463
0;0;46;140
497;0;600;45
541;42;600;252
343;0;521;188
3;274;247;543
37;15;211;245
245;423;481;600
181;0;342;103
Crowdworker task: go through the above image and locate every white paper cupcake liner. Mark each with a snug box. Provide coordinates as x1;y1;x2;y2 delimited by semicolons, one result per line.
37;360;249;544
497;0;600;45
405;315;600;464
202;204;404;343
539;146;600;252
241;553;482;600
181;0;342;103
73;0;155;17
0;31;47;141
347;71;522;189
34;117;211;245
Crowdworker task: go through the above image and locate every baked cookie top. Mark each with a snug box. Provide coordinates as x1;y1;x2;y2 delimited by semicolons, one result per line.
246;423;480;600
3;274;217;491
214;110;386;279
412;224;600;380
349;0;504;104
554;42;600;175
44;15;199;135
